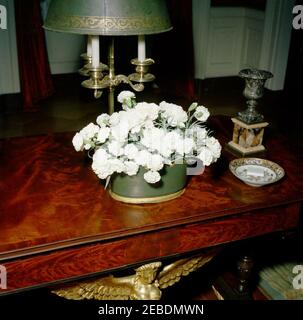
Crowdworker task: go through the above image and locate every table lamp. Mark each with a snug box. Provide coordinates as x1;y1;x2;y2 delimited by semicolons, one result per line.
44;0;172;114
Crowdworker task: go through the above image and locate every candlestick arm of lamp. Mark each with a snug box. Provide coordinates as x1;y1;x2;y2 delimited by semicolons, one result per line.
82;64;144;109
83;73;144;113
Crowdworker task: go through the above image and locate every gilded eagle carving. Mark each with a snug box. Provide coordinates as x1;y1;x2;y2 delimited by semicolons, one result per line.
52;251;217;300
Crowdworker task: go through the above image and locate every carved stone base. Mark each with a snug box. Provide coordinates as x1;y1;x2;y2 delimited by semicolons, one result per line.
227;118;268;156
52;249;219;300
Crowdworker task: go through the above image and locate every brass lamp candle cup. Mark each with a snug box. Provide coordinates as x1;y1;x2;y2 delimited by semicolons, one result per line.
129;58;155;83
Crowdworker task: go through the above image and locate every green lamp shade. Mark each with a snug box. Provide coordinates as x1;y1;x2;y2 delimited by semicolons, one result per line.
44;0;172;35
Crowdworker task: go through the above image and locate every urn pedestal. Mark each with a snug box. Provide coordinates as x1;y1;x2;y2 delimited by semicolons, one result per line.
227;68;273;156
227;118;268;156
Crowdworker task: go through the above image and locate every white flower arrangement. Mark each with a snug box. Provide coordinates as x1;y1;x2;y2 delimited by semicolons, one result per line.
72;91;221;185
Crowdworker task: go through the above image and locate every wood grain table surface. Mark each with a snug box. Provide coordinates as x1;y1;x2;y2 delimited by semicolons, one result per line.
0;115;302;294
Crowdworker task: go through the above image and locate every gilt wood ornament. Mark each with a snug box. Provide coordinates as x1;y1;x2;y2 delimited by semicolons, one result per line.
52;251;217;300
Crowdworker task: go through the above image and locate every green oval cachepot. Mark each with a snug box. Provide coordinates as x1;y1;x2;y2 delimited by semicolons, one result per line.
109;164;187;203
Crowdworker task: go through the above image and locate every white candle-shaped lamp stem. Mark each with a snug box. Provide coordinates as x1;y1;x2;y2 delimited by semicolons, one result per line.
138;35;146;62
87;35;92;57
91;35;100;68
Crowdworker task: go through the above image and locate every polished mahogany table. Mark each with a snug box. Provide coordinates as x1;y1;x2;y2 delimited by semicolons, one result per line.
0;116;302;295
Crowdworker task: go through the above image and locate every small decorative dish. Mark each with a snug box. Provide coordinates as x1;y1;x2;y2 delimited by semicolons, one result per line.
229;158;285;187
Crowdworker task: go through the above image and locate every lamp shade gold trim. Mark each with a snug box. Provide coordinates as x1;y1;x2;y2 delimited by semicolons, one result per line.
44;0;172;35
44;15;172;35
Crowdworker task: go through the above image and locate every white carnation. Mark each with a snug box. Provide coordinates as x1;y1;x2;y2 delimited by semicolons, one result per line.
118;90;135;101
109;158;125;173
144;170;161;184
120;109;143;134
159;142;173;159
135;150;152;166
206;137;221;159
141;128;166;151
163;131;181;151
109;112;121;126
110;121;129;143
194;127;208;140
146;154;164;171
97;127;110;143
144;119;155;129
197;146;213;166
108;141;123;157
96;114;110;127
124;161;139;176
190;126;208;149
72;133;84;151
135;102;159;121
157;131;182;158
95;167;114;179
92;148;109;164
194;106;210;122
80;122;99;140
117;91;135;103
92;163;112;180
92;151;111;179
176;138;195;155
124;144;139;160
117;91;136;110
159;101;188;127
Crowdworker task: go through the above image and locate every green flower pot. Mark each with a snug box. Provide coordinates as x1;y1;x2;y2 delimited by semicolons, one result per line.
109;164;187;203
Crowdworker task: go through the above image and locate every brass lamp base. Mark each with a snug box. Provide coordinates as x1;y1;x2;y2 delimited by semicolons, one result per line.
227;118;268;156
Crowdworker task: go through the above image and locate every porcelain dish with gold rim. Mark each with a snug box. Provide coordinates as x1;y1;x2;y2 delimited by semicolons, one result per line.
229;158;285;187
